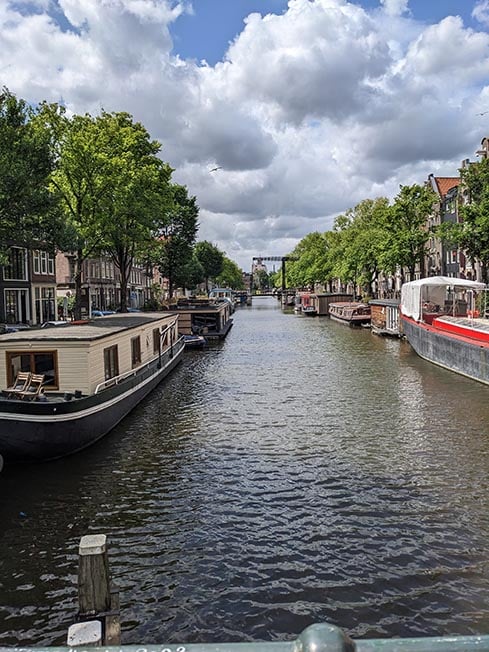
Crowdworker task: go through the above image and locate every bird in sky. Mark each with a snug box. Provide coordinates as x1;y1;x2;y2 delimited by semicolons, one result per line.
477;111;489;116
209;166;222;172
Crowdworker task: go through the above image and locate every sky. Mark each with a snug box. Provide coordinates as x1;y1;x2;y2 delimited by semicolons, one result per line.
2;0;489;272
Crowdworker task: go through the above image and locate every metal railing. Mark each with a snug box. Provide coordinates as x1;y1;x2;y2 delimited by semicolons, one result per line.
4;622;489;652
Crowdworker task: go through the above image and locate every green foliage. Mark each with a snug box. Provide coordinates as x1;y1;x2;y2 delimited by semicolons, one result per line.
216;256;244;289
0;88;61;255
194;240;224;291
458;158;489;281
380;184;436;280
156;185;199;297
180;255;205;290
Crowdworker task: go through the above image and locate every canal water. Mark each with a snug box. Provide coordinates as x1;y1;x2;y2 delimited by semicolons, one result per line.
2;296;489;646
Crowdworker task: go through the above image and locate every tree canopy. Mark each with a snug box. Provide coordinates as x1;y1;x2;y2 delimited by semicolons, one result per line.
457;158;489;282
194;241;224;292
0;88;60;258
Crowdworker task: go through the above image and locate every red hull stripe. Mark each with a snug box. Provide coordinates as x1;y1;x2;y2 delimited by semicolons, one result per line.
402;315;489;348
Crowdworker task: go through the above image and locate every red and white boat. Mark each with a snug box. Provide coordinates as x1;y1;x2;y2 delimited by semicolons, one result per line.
400;276;489;384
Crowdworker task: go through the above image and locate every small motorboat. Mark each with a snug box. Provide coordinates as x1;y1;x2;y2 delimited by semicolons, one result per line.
183;334;206;349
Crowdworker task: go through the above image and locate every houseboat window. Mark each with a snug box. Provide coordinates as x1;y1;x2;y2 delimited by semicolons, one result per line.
104;345;119;380
131;336;141;367
7;351;58;388
153;328;160;354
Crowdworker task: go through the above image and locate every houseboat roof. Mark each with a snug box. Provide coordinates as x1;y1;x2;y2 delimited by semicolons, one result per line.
0;312;177;344
369;299;400;307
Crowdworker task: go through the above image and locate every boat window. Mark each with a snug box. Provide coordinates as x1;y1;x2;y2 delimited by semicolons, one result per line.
7;351;58;389
131;336;141;367
153;328;160;354
104;345;119;380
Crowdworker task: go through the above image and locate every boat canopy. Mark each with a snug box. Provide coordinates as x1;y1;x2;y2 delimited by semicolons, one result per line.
400;276;486;322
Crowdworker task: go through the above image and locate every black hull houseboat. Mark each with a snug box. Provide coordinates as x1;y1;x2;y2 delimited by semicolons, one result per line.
0;313;183;465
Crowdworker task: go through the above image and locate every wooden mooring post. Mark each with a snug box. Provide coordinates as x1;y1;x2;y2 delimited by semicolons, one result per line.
67;534;121;647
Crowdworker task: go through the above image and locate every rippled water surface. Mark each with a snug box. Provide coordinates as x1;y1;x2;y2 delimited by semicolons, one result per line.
3;297;489;645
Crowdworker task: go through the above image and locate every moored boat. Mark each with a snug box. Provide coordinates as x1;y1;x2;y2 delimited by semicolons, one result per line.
183;333;206;349
329;302;371;325
400;276;489;383
0;313;184;464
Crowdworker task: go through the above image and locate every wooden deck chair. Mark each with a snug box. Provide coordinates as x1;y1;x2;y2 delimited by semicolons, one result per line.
17;374;46;401
5;371;31;398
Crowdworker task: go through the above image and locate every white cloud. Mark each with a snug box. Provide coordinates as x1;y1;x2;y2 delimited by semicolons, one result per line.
1;0;489;270
380;0;409;17
473;0;489;27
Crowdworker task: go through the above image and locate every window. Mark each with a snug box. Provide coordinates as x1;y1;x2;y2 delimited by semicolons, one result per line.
103;345;119;380
32;250;54;276
3;247;27;280
4;289;29;323
131;336;141;367
34;286;56;324
153;328;160;354
7;351;58;388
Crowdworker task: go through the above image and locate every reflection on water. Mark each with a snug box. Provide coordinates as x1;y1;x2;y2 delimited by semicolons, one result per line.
2;297;489;645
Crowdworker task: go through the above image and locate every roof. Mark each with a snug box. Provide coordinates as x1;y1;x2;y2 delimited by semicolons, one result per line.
0;312;177;343
433;177;460;197
401;277;485;322
402;276;485;290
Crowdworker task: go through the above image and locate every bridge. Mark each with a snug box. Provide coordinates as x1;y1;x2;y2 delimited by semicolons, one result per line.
252;255;298;292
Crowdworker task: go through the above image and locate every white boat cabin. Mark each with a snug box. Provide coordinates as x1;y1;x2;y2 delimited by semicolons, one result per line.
0;313;179;396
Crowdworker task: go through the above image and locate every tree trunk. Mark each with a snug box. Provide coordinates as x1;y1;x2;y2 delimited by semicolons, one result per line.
482;261;488;284
168;269;174;299
74;249;84;320
119;274;129;313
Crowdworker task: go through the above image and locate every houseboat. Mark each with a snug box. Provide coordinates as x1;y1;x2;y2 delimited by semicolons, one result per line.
310;292;353;316
329;302;371;326
400;276;489;384
369;298;401;337
208;288;235;313
166;298;233;339
0;313;184;464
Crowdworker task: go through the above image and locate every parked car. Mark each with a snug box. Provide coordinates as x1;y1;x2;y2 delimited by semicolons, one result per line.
91;309;116;317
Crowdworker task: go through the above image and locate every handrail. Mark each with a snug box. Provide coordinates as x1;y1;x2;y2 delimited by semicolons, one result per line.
4;623;489;652
94;321;180;394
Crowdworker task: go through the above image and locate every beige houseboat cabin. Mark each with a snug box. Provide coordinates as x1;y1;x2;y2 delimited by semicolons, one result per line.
0;313;179;396
0;313;183;464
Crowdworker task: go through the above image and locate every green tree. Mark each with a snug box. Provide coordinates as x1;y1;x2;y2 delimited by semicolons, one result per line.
35;104;116;318
194;240;224;292
332;198;390;294
180;255;205;291
216;256;244;289
381;184;436;281
0;88;59;258
287;231;333;289
96;112;173;312
157;185;199;298
457;157;489;282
